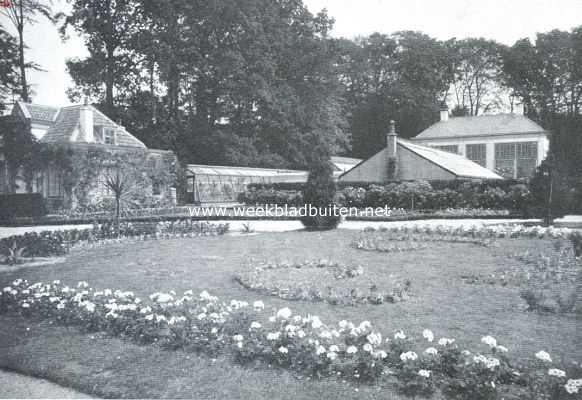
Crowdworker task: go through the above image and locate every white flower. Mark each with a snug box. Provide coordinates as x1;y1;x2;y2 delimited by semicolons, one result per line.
327;352;337;360
184;290;193;296
211;327;218;334
268;316;276;323
394;330;406;340
481;335;497;348
197;313;207;320
565;379;582;394
155;293;173;303
374;350;388;359
316;345;326;355
329;345;339;353
21;303;30;308
422;329;434;342
535;351;552;363
250;321;262;329
278;346;288;354
346;346;358;354
425;347;438;356
297;330;306;338
266;332;281;341
199;290;211;300
418;369;431;378
400;351;418;362
311;316;323;329
145;314;154;321
359;320;371;331
438;337;455;346
496;345;508;353
363;343;373;353
548;368;566;378
366;332;382;346
77;281;89;288
237;342;243;349
233;334;244;342
253;300;265;311
338;320;349;330
319;330;332;339
140;306;152;314
276;307;292;319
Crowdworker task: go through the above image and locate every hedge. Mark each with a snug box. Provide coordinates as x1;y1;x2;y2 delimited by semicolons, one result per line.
240;180;532;212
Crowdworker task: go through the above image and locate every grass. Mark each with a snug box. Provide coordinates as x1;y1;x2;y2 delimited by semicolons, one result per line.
0;229;580;399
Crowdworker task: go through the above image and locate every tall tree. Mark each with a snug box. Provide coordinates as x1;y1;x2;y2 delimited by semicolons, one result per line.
0;0;53;102
0;26;20;110
60;0;142;116
448;38;506;115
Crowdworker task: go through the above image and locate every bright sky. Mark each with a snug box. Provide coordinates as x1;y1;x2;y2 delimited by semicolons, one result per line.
1;0;581;106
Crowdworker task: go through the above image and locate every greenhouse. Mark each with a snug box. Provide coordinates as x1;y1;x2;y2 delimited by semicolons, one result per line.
185;164;308;203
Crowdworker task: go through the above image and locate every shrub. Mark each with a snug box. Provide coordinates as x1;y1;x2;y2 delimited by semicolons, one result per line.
300;153;341;230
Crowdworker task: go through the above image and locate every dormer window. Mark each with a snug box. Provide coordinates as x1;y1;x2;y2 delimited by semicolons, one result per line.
104;128;116;145
94;125;116;145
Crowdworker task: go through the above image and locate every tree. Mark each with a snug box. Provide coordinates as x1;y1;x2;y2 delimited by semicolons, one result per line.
449;38;506;115
1;0;54;102
0;26;20;110
0;115;35;193
60;0;142;116
300;144;340;230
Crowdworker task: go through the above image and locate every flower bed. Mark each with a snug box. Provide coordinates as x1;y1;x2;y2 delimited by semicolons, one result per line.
363;224;575;240
1;279;581;399
0;220;229;263
234;260;411;305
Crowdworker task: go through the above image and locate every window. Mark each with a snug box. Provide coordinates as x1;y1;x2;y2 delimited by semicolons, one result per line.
466;144;487;167
432;145;459;154
47;168;63;197
104;128;116;145
94;126;116;145
0;161;6;193
495;142;538;178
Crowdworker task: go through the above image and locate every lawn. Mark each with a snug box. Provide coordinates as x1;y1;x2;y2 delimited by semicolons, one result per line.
0;229;580;399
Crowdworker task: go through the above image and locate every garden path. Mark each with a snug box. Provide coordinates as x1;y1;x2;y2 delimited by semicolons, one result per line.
0;369;94;399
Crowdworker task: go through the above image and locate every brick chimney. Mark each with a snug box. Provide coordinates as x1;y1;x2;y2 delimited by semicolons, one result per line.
79;98;94;142
440;104;449;122
386;120;398;180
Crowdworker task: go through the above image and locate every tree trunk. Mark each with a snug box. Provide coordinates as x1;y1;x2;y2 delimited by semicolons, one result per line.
17;25;28;102
115;195;120;237
106;46;115;116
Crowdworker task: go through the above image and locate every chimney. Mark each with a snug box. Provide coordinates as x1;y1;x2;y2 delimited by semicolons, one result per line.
512;102;525;115
440;104;449;122
387;120;397;158
79;100;94;142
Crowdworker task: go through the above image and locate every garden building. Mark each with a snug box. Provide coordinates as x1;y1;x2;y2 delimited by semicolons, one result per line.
339;121;502;182
0;101;177;211
410;106;550;179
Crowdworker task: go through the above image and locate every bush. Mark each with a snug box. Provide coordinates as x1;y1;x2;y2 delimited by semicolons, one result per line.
0;193;47;221
300;154;341;230
241;180;532;212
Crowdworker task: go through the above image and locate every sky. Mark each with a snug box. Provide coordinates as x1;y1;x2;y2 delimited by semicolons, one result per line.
1;0;581;107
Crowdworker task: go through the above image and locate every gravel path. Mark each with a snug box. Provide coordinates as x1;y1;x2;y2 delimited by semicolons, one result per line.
0;369;94;399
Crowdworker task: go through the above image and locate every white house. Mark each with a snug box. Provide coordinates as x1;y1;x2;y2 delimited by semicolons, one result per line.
410;107;550;179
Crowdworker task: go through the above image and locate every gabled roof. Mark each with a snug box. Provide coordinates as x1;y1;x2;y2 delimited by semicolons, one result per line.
40;104;146;148
398;139;502;179
413;114;547;140
331;156;363;172
12;102;60;124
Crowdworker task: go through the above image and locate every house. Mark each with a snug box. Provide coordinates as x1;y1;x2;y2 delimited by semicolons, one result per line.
0;101;176;210
339;121;502;182
410;106;550;179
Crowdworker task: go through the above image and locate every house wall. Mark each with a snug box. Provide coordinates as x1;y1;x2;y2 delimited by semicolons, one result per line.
339;145;456;183
339;149;388;183
412;133;549;177
397;146;456;180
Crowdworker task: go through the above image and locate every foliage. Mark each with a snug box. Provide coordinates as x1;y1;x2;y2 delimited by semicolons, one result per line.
242;180;532;212
235;259;410;306
0;27;20;110
300;148;341;230
60;0;349;169
0;220;229;261
2;279;582;399
0;0;55;102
